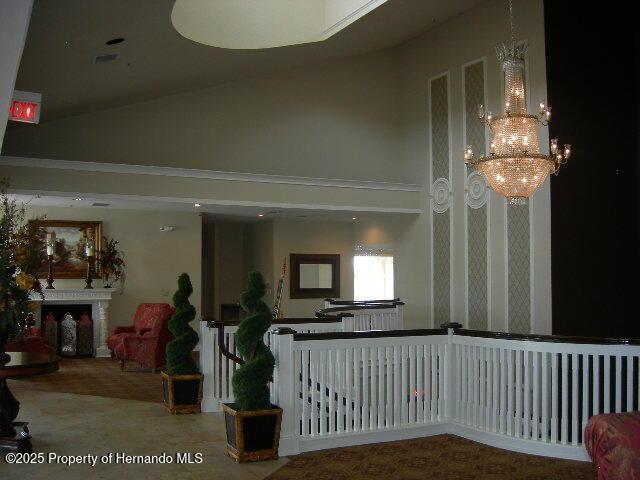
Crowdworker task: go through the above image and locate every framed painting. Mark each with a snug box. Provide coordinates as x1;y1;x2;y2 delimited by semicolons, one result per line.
30;220;102;279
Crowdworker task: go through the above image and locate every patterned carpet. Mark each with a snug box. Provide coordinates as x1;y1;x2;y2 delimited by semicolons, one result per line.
266;434;597;480
8;357;162;403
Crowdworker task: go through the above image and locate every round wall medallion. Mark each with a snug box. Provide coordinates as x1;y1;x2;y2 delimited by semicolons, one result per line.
467;172;488;209
432;178;451;213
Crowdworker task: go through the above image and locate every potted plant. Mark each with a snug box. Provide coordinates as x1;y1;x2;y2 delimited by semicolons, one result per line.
162;273;203;414
224;271;281;463
0;183;43;363
97;236;125;288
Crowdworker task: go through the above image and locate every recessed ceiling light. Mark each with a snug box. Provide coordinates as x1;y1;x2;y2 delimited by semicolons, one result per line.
194;203;201;207
106;37;125;45
73;197;82;201
352;217;357;220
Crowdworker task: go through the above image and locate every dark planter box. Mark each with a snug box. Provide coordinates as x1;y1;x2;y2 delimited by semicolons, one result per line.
223;403;282;462
161;371;203;414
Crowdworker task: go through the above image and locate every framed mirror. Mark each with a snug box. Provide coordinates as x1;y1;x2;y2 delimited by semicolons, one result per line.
290;253;340;299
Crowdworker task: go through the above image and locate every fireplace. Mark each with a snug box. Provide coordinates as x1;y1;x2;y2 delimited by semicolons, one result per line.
41;304;93;357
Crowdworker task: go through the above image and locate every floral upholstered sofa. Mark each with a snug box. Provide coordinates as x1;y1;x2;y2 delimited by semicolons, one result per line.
585;412;640;480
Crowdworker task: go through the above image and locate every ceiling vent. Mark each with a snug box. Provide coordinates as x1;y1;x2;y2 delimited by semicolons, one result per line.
91;202;110;207
94;53;118;64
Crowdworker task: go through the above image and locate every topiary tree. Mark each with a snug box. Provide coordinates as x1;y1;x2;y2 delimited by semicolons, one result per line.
166;273;199;375
232;271;275;411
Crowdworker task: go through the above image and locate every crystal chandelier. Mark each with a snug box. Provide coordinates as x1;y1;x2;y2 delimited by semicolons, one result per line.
464;0;571;205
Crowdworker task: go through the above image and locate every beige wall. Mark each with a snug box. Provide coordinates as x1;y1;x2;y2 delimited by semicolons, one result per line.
2;49;405;183
271;218;355;318
24;205;202;330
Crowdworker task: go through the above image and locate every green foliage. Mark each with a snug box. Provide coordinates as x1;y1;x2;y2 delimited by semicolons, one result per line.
166;273;199;375
0;180;43;351
232;271;275;411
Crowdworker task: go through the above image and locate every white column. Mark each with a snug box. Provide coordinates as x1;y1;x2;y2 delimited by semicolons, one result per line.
0;0;33;150
95;300;111;357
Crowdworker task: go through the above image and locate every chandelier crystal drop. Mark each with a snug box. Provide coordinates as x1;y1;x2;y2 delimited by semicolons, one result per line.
464;0;571;205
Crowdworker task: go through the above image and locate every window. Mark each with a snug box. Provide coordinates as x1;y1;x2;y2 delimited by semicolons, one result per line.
354;254;394;301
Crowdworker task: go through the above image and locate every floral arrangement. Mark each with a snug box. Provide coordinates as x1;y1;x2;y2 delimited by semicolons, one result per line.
97;236;125;288
0;182;43;358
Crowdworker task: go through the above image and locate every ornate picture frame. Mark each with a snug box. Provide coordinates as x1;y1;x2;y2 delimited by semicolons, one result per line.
30;220;102;279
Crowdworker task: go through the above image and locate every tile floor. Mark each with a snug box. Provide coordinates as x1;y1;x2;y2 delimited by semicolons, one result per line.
0;381;288;479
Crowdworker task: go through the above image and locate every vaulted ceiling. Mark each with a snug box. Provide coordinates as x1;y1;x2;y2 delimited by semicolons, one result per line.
14;0;486;123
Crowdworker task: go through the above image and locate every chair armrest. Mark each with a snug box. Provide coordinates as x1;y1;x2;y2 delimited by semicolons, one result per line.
113;326;136;335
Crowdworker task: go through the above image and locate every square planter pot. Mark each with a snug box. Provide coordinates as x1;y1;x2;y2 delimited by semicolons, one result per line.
161;371;203;414
223;403;282;462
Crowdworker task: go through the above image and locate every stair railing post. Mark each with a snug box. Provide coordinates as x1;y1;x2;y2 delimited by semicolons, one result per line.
271;327;299;456
441;323;462;422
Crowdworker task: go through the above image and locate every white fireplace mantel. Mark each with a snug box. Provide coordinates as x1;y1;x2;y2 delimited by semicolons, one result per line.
30;288;114;357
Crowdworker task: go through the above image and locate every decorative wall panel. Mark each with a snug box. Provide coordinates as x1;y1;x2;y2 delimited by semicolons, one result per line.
507;204;531;333
430;74;451;325
464;60;489;330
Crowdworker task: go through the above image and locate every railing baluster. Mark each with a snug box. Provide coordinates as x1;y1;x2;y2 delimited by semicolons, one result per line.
328;349;335;434
615;354;622;413
593;354;600;416
370;347;377;429
437;343;444;422
627;355;633;412
561;352;568;445
532;350;539;440
387;346;394;428
425;344;431;422
604;355;611;414
401;344;408;424
461;345;467;424
302;348;309;436
362;347;370;431
551;352;558;443
337;348;345;434
345;348;353;432
507;349;514;436
500;348;507;434
409;344;417;425
353;347;360;432
515;349;522;438
523;349;530;440
492;347;499;433
311;349;318;436
417;343;424;423
571;353;578;446
541;351;548;442
479;346;486;430
473;345;479;427
431;343;438;423
378;346;385;429
582;354;589;440
320;349;327;435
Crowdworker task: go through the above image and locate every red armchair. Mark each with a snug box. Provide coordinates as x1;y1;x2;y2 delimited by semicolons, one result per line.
107;303;175;372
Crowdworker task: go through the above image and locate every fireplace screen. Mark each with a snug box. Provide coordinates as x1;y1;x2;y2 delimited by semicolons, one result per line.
41;304;93;357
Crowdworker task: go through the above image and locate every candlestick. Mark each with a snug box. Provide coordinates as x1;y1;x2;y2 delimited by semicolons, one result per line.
46;254;55;289
85;255;94;289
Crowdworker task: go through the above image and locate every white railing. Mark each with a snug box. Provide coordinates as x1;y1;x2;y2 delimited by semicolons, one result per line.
323;299;404;331
200;319;343;412
272;328;640;461
199;299;404;412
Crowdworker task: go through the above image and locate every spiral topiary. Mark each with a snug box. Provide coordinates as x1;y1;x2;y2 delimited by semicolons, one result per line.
166;273;199;375
232;271;275;411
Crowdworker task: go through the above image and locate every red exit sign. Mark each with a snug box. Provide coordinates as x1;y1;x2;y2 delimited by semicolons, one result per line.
9;90;41;124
